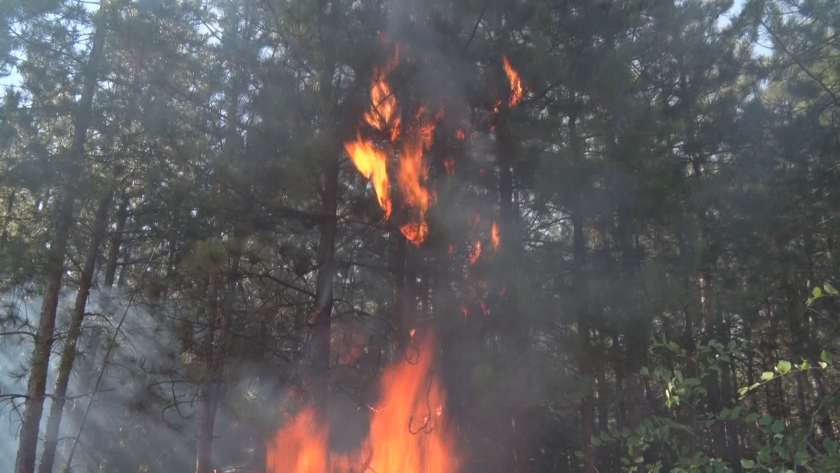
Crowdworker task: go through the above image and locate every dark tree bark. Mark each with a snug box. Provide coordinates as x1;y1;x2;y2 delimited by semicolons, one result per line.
37;188;114;473
308;39;339;415
14;19;105;473
570;111;595;473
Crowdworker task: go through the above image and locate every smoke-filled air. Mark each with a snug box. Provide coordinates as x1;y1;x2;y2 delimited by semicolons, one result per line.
1;0;840;472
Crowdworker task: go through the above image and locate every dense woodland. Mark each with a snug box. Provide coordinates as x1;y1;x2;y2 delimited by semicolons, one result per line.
1;0;839;472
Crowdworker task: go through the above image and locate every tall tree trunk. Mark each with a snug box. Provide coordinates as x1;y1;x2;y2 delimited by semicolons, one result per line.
195;230;222;473
804;230;833;437
308;41;339;415
606;113;644;432
570;110;595;473
37;188;114;473
81;193;129;376
718;319;740;464
61;193;128;465
14;19;105;473
596;362;610;433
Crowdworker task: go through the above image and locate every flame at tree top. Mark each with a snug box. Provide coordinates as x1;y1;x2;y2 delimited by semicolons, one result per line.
343;44;437;246
267;333;459;473
503;56;523;108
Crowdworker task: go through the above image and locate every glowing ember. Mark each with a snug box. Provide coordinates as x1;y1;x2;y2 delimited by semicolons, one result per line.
502;56;523;108
401;222;429;245
444;158;455;175
491;221;500;250
344;137;392;218
267;334;458;473
469;241;482;265
455;129;465;140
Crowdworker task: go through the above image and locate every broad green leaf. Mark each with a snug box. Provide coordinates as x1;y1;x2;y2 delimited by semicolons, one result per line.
776;360;791;375
771;419;785;434
741;459;755;469
825;283;839;295
761;371;774;381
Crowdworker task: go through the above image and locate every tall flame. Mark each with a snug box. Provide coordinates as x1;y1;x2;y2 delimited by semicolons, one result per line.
343;44;438;245
502;56;523;108
267;334;458;473
344;137;392;219
398;135;432;244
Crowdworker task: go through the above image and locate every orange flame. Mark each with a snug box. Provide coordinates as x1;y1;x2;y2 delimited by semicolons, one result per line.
345;44;439;246
401;222;429;245
364;69;398;130
469;241;482;265
399;140;431;213
455;129;465;140
491;221;500;250
267;334;458;473
503;57;523;108
344;137;392;218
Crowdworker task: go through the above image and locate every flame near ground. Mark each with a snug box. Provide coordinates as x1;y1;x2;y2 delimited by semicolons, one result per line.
267;334;458;473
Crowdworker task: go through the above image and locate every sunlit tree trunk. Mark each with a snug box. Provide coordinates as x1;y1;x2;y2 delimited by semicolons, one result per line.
14;18;105;473
1;189;15;248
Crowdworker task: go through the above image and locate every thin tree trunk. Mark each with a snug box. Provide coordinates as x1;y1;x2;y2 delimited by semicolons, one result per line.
391;229;408;352
195;241;221;473
1;189;16;248
37;188;114;473
14;19;105;473
718;320;740;464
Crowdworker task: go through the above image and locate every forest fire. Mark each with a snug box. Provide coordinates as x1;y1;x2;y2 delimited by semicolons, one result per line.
266;333;458;473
